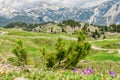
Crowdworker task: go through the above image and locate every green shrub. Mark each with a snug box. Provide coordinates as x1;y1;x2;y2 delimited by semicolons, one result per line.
7;57;18;65
65;31;91;68
12;40;28;66
46;31;91;68
46;52;56;68
55;38;66;64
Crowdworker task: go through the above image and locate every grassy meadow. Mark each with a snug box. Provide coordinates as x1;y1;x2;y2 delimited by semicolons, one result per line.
0;28;120;80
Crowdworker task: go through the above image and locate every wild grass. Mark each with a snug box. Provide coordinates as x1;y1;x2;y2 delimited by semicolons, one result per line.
2;28;77;38
0;61;120;80
86;50;120;61
1;29;120;62
0;28;120;79
92;39;120;49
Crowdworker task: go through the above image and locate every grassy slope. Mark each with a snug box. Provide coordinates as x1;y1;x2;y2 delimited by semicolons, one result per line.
0;28;76;65
92;39;120;49
0;28;120;79
0;28;120;62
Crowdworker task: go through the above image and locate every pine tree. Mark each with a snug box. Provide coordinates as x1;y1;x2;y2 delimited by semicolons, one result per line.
12;40;27;66
46;31;91;68
65;31;91;68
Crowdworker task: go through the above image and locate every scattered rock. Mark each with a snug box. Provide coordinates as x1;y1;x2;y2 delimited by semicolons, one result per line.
0;31;8;35
14;77;28;80
80;60;88;63
0;64;21;74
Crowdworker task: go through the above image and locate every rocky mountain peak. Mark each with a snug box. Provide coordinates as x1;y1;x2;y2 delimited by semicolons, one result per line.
0;0;119;26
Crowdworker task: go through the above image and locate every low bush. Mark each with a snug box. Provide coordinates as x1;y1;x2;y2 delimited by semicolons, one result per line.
45;31;91;68
12;40;28;66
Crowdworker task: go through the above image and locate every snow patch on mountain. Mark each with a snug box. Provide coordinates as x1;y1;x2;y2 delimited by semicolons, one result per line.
0;7;17;18
0;0;120;26
104;3;120;26
89;8;99;24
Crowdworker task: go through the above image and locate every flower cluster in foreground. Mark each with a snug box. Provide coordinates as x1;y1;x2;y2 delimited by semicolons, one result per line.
109;71;116;77
74;68;116;77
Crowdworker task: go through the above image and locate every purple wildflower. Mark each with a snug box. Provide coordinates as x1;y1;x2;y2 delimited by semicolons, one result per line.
82;69;86;75
74;68;78;74
109;71;116;77
87;68;93;74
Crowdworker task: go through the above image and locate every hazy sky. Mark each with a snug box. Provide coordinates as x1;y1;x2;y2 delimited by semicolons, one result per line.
0;0;109;8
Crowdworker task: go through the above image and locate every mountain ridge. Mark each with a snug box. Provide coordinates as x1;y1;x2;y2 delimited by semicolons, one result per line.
0;0;120;26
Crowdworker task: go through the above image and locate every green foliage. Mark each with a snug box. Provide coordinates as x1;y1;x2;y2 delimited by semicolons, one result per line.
59;20;81;28
7;57;18;65
65;31;91;68
12;40;28;66
92;39;120;49
86;51;120;62
82;23;89;34
46;31;91;68
1;28;120;80
103;35;106;39
55;38;66;64
99;26;108;32
46;52;56;68
5;22;54;31
108;24;120;33
45;38;67;68
77;31;86;42
92;30;100;39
